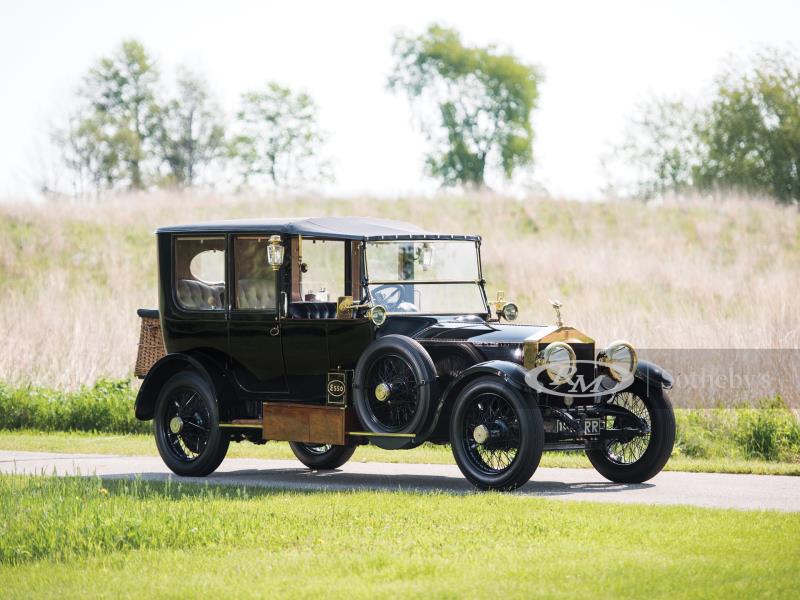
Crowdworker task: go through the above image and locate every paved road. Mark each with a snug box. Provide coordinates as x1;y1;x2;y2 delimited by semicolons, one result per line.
2;450;798;512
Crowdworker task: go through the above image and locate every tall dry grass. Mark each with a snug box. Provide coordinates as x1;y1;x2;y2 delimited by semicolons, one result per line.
1;191;798;389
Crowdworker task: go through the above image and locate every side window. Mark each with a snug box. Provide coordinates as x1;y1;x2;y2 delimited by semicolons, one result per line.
234;237;277;311
174;237;225;311
300;240;344;301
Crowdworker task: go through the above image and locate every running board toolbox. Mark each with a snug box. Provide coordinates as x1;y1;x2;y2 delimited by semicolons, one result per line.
262;402;358;446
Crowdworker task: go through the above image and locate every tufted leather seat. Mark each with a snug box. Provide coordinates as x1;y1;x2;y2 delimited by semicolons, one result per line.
238;278;276;310
177;279;224;310
288;301;338;319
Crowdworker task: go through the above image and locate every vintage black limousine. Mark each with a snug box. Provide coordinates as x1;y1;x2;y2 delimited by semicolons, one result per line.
134;217;675;490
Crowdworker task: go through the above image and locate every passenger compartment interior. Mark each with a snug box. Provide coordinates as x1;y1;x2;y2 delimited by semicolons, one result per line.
288;301;338;319
177;279;225;310
238;278;276;310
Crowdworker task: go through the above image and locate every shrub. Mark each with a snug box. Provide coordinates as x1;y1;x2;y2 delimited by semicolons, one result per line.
0;379;146;434
674;399;800;463
735;398;800;461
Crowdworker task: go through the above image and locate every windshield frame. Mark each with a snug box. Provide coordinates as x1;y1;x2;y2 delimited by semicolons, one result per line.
363;239;490;316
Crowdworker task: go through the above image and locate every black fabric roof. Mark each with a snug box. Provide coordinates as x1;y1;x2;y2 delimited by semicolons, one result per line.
156;216;480;241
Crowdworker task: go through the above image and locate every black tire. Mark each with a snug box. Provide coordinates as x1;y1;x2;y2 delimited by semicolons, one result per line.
153;370;229;477
289;442;357;470
450;377;544;491
585;378;675;483
353;334;438;446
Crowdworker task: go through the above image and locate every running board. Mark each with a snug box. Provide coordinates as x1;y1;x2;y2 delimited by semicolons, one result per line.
220;419;262;430
347;431;416;438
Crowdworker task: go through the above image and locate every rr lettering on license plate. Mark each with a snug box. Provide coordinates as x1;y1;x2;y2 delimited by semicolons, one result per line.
584;418;603;435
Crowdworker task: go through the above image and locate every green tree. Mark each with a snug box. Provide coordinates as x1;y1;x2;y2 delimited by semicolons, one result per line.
614;49;800;203
388;25;541;188
609;99;702;198
84;40;159;189
229;83;329;188
55;108;117;196
695;51;800;202
57;40;161;192
156;68;225;188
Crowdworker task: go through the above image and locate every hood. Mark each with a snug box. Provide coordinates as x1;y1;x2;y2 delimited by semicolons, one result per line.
380;315;593;347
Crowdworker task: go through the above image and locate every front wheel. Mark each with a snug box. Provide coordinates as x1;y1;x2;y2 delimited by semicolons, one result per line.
450;377;544;491
585;379;675;483
289;442;357;470
153;371;229;477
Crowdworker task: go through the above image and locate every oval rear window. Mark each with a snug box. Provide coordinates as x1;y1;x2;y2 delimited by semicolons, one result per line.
190;249;225;284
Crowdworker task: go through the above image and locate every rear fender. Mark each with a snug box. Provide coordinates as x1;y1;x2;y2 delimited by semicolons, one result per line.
134;352;228;420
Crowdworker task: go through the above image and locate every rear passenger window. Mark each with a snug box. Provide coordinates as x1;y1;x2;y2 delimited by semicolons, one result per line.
190;250;225;284
174;237;225;311
234;237;277;311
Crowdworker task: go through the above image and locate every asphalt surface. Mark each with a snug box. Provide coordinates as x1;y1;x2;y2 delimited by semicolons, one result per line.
2;450;798;512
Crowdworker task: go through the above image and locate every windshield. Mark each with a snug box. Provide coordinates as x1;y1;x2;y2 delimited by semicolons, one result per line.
365;240;487;314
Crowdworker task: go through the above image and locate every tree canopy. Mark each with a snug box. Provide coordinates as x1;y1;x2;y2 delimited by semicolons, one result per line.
54;40;329;196
156;68;225;188
388;25;541;188
614;49;800;203
59;39;161;192
229;83;329;188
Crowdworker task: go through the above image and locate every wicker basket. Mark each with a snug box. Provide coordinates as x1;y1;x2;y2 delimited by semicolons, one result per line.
135;311;165;378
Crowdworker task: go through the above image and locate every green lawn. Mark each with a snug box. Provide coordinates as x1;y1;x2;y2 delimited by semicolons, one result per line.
0;474;798;599
2;430;799;475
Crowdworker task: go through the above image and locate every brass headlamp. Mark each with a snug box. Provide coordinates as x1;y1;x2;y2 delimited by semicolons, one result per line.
489;290;519;322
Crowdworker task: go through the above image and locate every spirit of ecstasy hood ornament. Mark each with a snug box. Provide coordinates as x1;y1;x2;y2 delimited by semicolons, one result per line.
549;299;564;327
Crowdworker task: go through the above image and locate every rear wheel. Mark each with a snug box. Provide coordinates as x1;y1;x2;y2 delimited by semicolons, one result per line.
450;377;544;491
153;371;229;477
289;442;357;470
585;379;675;483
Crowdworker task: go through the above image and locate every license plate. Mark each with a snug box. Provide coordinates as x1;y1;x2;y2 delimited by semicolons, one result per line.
583;418;603;436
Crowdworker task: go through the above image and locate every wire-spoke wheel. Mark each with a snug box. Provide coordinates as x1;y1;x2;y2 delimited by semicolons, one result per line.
154;371;229;477
463;393;521;474
450;377;543;491
585;379;675;483
304;444;333;455
366;354;419;431
162;388;211;460
603;391;651;465
289;442;357;470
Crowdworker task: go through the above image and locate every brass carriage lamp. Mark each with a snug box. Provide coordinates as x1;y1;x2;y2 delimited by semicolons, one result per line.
266;235;285;271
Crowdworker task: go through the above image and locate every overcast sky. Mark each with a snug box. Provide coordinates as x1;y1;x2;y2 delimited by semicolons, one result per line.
1;0;798;201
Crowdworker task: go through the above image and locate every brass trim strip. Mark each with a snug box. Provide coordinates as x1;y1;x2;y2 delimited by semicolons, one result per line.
347;431;416;438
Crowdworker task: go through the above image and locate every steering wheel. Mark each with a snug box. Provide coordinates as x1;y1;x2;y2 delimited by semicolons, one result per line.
370;285;420;313
370;284;404;309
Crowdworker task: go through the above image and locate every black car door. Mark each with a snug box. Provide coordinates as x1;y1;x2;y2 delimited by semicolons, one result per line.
227;235;288;395
164;235;230;358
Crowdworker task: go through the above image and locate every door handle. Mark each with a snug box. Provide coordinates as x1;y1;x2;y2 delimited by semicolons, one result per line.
269;326;280;337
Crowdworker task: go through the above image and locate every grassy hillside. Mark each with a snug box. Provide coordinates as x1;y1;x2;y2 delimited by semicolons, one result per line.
1;192;799;390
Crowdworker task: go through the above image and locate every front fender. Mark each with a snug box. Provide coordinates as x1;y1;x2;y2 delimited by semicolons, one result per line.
413;360;533;445
635;359;674;390
445;360;531;395
134;353;216;420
